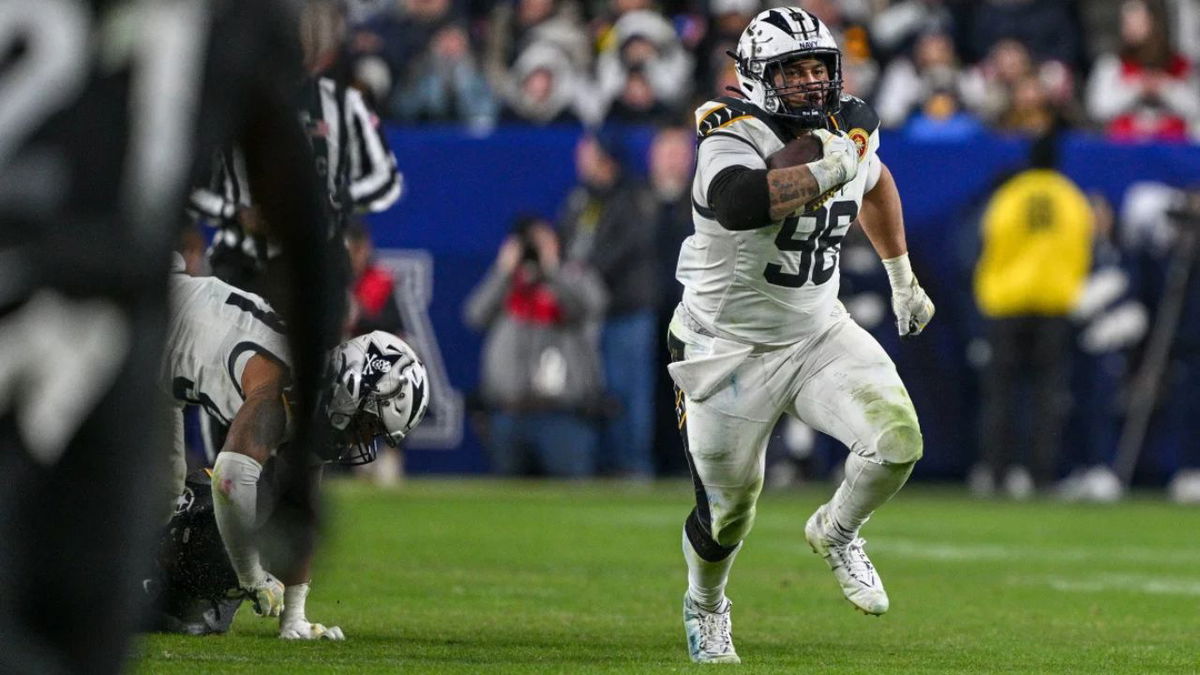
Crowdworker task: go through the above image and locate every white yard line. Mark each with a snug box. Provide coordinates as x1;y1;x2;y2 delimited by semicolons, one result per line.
802;537;1200;566
1034;574;1200;596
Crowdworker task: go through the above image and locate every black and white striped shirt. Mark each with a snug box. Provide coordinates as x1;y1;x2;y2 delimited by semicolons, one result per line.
189;75;402;260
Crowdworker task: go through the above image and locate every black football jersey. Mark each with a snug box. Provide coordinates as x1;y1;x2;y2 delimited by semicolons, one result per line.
0;0;318;307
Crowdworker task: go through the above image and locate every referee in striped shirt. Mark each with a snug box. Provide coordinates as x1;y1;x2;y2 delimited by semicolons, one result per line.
190;0;403;313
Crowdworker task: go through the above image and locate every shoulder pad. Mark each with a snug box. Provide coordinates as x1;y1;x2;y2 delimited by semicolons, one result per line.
833;95;880;135
696;97;792;144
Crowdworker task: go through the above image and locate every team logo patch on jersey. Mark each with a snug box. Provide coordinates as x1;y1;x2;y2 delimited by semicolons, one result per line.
848;128;869;160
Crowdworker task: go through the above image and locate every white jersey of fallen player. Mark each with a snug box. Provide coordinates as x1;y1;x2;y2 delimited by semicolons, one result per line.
160;258;291;426
677;94;882;346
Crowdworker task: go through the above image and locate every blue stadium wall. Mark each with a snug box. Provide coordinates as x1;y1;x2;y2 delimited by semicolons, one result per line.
372;125;1200;479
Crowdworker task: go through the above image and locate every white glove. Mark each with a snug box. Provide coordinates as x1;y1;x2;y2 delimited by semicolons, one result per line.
280;619;346;641
882;253;935;337
807;129;860;196
244;573;286;618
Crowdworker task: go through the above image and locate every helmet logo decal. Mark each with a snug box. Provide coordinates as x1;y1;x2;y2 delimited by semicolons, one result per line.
405;368;426;428
761;10;793;36
761;9;818;39
361;342;401;392
791;10;818;38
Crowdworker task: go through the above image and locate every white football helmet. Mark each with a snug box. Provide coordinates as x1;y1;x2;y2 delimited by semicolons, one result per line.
733;7;842;126
324;331;428;464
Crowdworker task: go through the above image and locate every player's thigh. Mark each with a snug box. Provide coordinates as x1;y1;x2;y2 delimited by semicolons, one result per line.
684;394;775;491
683;396;775;543
673;339;782;490
671;332;784;537
790;319;922;464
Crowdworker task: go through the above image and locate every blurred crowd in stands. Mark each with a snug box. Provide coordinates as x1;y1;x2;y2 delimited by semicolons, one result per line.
336;0;1200;142
285;0;1200;497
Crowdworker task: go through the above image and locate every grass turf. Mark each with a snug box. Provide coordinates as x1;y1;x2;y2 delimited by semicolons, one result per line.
137;479;1200;673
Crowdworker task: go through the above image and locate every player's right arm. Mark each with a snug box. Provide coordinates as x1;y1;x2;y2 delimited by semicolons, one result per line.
212;353;290;616
700;128;858;230
765;131;858;221
223;354;289;464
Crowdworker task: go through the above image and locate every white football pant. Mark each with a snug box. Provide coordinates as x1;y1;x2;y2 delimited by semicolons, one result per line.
669;305;922;548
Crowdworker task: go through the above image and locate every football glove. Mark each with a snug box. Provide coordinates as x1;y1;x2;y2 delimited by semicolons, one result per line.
808;129;860;197
280;620;346;641
882;253;935;337
244;573;286;618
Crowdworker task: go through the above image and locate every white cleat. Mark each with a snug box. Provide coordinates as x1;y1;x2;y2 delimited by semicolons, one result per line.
805;505;889;615
683;593;741;664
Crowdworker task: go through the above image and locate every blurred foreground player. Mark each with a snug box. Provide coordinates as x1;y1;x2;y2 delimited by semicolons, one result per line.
669;7;934;663
153;261;427;638
0;1;339;672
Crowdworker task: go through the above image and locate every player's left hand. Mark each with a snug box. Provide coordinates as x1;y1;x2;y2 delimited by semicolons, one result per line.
882;253;935;337
891;278;935;337
280;619;346;641
244;573;286;618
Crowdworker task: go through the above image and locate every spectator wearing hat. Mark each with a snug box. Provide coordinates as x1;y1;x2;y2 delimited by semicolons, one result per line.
592;10;694;123
499;42;588;125
484;0;590;72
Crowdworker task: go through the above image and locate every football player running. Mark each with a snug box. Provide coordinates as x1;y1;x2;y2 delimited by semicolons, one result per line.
670;8;934;664
156;256;428;639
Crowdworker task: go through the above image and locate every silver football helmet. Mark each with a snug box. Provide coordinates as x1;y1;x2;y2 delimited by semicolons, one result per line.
733;7;842;126
324;331;428;465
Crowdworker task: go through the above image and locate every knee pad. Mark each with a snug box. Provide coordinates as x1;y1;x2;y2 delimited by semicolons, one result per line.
875;420;923;464
858;388;923;464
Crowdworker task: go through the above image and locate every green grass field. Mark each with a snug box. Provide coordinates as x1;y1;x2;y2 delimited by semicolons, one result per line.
136;479;1200;673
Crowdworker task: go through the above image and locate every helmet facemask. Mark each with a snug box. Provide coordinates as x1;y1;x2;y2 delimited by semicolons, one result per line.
328;397;393;466
757;50;842;127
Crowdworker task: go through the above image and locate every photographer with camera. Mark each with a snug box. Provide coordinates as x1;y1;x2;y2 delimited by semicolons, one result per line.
464;215;608;477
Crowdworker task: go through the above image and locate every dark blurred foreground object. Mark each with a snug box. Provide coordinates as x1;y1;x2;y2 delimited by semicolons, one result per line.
0;1;338;672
